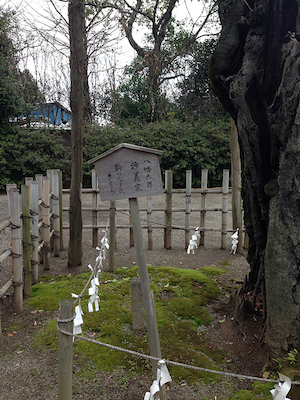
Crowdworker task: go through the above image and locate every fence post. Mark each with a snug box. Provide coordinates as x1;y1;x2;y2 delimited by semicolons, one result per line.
22;185;31;296
92;169;98;248
58;170;64;251
31;182;39;283
9;188;23;313
52;170;60;257
58;299;74;400
108;200;116;272
231;119;243;254
221;169;229;249
42;177;51;270
185;170;192;250
35;174;44;259
200;169;208;246
147;196;153;250
164;170;172;249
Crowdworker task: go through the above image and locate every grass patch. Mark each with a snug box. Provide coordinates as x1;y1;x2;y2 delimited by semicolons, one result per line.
27;266;225;383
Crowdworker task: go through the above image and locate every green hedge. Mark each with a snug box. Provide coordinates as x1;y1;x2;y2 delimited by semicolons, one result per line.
0;117;231;191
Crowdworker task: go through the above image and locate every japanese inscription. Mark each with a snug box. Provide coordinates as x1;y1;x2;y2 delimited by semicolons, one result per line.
94;146;163;201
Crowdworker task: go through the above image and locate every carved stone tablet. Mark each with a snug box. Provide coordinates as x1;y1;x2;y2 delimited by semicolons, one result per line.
88;143;163;201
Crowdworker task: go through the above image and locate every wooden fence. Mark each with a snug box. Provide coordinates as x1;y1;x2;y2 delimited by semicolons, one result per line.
62;168;243;253
0;170;63;345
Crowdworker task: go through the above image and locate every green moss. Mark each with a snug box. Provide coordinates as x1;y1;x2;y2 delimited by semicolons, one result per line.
200;266;226;276
230;381;274;399
27;265;224;383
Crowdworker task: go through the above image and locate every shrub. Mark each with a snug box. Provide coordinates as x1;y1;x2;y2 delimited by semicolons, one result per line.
0;116;231;190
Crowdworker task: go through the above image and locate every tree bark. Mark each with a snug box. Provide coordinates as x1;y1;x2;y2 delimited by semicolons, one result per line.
68;0;84;267
210;0;300;355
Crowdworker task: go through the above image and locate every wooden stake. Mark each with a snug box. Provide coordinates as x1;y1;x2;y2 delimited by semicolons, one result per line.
58;299;74;400
129;198;165;386
147;196;153;250
22;185;31;295
129;198;167;399
31;182;39;283
52;170;60;257
42;177;51;270
108;200;116;272
185;170;192;250
200;169;208;246
231;118;243;254
58;170;64;251
164;170;172;249
9;188;23;312
221;169;230;249
92;169;98;248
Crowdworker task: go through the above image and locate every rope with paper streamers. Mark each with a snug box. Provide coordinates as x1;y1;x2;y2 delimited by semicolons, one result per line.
57;322;295;399
71;217;110;336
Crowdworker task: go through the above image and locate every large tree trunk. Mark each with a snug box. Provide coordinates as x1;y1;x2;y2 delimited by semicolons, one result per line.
210;0;300;355
68;0;84;267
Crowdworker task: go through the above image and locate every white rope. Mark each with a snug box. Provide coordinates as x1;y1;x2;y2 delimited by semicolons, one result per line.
56;323;300;386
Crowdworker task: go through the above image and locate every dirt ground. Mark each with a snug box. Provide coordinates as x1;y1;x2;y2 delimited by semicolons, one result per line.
0;191;271;399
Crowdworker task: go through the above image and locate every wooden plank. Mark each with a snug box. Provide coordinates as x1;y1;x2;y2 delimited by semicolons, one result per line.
94;147;163;201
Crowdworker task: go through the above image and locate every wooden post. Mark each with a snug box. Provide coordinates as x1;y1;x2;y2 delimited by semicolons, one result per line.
92;169;98;248
9;188;23;313
129;200;134;247
131;277;145;331
221;169;230;250
42;177;51;270
47;170;54;250
35;174;44;250
58;299;74;400
22;185;31;296
25;177;33;204
58;170;64;251
164;170;172;249
31;182;39;283
200;169;208;246
108;200;116;273
231;119;243;254
52;170;60;257
185;170;192;250
129;198;166;400
147;196;153;250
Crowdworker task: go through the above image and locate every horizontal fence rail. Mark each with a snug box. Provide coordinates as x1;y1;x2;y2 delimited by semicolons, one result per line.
61;168;244;251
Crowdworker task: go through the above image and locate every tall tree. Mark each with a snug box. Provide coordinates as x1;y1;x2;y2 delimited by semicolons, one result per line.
68;0;85;267
0;7;21;126
210;0;300;355
102;0;218;121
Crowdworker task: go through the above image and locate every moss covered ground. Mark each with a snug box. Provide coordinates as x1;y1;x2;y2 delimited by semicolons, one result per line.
26;265;274;397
